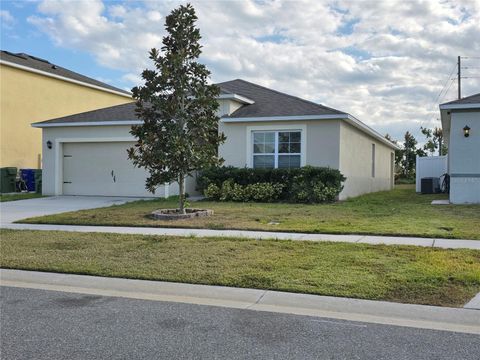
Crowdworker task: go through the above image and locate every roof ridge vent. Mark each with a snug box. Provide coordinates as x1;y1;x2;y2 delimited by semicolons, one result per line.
26;54;51;64
2;51;29;60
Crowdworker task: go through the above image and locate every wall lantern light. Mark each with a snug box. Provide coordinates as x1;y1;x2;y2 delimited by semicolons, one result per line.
463;126;470;138
46;140;52;149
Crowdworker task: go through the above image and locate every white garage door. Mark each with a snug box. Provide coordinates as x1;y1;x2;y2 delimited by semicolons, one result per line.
62;142;165;197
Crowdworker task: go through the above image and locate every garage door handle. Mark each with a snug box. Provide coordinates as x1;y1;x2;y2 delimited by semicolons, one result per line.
64;155;72;158
63;181;72;184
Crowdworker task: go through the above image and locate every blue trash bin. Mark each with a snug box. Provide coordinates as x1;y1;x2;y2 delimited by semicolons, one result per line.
20;169;36;192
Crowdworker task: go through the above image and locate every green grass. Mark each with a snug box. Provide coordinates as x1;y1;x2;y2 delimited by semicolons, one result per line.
1;229;479;307
0;193;43;202
20;185;480;239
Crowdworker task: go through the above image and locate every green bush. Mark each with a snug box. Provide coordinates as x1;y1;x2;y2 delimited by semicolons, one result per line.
204;180;284;203
198;166;345;203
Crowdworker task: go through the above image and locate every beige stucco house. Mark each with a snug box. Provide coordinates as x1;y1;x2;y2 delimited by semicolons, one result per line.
0;50;133;170
440;93;480;204
33;79;399;200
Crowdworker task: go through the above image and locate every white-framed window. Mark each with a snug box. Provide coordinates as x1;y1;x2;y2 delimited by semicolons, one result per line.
252;130;302;169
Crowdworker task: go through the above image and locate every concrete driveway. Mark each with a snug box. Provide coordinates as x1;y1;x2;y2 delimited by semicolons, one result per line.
0;196;143;225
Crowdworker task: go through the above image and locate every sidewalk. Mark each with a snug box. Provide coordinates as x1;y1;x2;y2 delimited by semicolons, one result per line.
1;269;479;334
2;222;480;249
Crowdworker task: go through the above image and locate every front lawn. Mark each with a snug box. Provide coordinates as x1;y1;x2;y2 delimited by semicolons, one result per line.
0;193;43;202
1;229;479;307
19;185;480;239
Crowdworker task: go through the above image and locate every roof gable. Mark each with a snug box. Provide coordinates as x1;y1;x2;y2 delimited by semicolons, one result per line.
217;79;344;118
440;92;480;106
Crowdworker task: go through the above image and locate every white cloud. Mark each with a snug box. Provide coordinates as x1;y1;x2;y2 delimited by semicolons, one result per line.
1;10;15;28
27;0;480;141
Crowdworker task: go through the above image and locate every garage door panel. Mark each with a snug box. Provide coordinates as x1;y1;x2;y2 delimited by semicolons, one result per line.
62;142;165;197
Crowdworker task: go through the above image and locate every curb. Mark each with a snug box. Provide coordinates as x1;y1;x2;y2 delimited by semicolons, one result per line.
1;269;479;334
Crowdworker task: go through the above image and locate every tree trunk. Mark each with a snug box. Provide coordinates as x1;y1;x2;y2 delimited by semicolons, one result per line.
179;174;186;214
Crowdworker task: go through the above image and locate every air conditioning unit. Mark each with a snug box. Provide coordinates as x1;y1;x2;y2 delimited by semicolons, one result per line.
421;177;439;194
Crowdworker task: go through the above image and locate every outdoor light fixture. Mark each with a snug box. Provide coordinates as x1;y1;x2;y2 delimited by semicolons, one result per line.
46;140;52;149
463;126;470;138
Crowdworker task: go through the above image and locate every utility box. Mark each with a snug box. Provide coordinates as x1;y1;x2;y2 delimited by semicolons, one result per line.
0;167;17;193
421;177;439;194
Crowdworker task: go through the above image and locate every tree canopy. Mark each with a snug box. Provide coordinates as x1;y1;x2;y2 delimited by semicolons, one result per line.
128;3;225;213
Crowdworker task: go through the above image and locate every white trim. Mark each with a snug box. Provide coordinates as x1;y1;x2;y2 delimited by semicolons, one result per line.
439;103;480;110
32;120;142;128
344;115;401;150
0;59;132;98
222;114;348;122
217;93;255;104
246;124;307;168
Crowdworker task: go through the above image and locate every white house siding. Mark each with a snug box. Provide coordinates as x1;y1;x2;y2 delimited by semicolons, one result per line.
218;120;341;169
41;125;192;197
448;110;480;204
339;122;394;200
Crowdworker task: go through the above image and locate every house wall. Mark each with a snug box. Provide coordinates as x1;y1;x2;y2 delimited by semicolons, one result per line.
219;120;341;168
448;110;480;204
339;122;394;200
0;64;132;169
40;125;199;197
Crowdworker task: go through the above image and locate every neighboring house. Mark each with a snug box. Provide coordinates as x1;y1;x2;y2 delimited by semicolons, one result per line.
0;51;133;170
33;79;399;200
439;93;480;204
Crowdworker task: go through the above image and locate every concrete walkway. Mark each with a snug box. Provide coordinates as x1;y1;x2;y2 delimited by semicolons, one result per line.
2;222;480;249
1;196;479;249
1;269;479;334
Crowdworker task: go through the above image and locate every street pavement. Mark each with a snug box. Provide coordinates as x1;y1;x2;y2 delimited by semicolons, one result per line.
1;286;479;360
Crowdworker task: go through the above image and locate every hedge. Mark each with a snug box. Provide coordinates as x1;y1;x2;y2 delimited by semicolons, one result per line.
197;166;346;203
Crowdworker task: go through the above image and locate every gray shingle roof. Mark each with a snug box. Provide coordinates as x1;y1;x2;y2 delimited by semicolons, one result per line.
1;50;131;95
33;102;138;125
33;79;347;125
219;79;345;118
441;92;480;105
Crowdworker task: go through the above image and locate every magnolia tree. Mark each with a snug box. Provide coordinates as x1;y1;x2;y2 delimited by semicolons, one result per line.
128;4;225;214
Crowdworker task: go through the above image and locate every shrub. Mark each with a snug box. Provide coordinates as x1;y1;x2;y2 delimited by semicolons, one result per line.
204;180;284;202
198;166;345;203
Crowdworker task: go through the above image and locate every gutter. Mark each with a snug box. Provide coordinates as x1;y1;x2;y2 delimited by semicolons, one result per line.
0;59;132;98
32;120;142;128
439;103;480;110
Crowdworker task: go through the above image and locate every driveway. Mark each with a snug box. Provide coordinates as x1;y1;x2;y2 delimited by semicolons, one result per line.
0;196;143;225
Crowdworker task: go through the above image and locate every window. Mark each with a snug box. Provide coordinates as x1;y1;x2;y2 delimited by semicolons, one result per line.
253;131;301;169
371;143;376;178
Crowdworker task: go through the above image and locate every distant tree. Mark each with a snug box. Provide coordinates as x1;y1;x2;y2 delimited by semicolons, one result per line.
420;126;447;156
385;134;403;175
128;4;226;214
401;131;419;178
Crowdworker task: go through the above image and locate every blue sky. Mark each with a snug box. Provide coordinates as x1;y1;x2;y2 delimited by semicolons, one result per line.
1;0;479;142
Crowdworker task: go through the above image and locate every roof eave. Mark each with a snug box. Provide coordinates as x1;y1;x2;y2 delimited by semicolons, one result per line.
439;103;480;110
217;93;255;104
0;59;132;98
32;120;142;128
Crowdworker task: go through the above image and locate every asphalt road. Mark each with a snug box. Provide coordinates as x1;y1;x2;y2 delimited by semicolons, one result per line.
1;286;479;360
